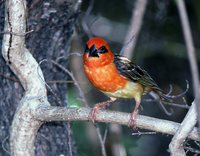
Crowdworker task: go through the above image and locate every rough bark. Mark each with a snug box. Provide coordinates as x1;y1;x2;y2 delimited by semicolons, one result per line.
0;0;80;155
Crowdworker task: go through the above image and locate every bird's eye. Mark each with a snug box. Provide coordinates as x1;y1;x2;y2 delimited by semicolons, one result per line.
98;46;108;53
85;45;90;53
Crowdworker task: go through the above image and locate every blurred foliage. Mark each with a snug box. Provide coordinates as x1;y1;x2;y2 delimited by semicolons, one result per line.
72;121;92;156
68;86;84;107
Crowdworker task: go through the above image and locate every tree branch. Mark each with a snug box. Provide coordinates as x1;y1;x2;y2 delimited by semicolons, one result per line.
122;0;147;58
2;0;48;155
169;101;198;156
33;105;199;141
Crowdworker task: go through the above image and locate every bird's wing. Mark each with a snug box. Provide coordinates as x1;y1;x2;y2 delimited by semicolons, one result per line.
113;54;162;92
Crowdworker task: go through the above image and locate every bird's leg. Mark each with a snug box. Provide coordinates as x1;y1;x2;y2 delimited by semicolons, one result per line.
88;98;116;124
128;99;141;130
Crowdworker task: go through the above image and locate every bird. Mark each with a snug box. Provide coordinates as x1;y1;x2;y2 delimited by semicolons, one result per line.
83;37;170;130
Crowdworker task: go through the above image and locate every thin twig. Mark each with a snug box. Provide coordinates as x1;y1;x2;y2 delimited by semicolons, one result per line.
2;136;11;155
149;92;174;115
158;101;174;115
52;60;89;108
62;122;73;156
81;0;95;39
0;30;33;35
0;73;88;85
166;84;173;95
103;124;108;143
68;122;73;156
184;146;200;154
132;131;156;136
120;35;134;55
164;80;189;99
0;72;18;81
161;101;190;109
149;80;189;115
96;126;107;156
38;59;63;106
21;0;29;38
143;98;190;109
182;97;189;107
55;52;83;62
46;80;88;85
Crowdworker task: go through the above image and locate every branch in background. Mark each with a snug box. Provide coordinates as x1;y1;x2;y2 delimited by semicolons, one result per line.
169;0;199;155
81;0;95;39
122;0;147;59
95;126;108;156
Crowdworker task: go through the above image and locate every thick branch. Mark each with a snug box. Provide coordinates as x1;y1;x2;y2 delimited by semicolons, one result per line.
2;0;48;155
34;106;199;141
2;0;46;95
169;101;197;156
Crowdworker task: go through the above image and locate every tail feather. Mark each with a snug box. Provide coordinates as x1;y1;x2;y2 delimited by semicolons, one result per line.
150;90;172;103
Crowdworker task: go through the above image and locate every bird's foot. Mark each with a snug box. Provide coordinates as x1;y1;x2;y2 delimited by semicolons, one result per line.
88;104;105;124
128;109;139;130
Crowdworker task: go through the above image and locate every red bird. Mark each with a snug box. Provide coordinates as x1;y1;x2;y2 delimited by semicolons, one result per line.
83;37;169;129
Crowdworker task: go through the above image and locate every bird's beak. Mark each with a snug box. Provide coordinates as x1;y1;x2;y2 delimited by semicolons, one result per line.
89;44;99;57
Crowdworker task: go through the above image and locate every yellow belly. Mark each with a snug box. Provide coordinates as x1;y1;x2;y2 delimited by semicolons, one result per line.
103;81;145;100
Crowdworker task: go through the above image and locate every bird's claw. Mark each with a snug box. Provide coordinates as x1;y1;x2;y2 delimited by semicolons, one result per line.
128;110;138;130
88;104;106;124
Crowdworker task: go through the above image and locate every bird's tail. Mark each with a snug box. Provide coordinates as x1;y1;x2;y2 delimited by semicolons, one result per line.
150;90;172;103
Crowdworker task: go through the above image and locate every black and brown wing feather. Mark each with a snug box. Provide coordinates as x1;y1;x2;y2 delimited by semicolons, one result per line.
114;54;161;91
113;54;171;101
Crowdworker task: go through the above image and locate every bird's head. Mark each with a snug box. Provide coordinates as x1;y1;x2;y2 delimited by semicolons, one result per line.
83;38;114;67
